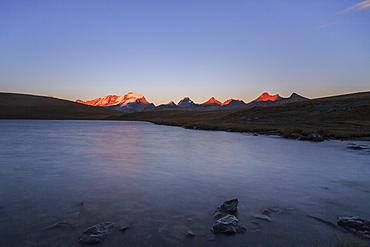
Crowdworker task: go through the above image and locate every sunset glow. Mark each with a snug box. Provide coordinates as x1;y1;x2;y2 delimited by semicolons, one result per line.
1;1;369;104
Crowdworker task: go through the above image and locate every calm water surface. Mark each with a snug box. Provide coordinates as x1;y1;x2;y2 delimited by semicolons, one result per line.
0;120;369;247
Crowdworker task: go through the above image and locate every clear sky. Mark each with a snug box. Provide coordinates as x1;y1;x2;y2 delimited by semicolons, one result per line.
1;0;369;105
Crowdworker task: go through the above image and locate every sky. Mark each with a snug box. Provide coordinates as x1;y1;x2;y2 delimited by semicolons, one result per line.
1;0;369;105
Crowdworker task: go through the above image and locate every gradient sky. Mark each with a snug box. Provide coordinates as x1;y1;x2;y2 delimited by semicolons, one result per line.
1;0;369;105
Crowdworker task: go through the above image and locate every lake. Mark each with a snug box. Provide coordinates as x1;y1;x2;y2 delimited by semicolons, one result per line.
0;120;369;247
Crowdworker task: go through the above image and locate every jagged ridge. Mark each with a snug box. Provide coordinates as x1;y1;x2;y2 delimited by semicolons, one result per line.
76;92;308;113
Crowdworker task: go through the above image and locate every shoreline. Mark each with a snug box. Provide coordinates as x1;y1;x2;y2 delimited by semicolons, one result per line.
145;120;370;142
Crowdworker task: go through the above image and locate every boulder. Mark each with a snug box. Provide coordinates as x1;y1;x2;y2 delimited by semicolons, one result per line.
79;222;118;245
219;198;238;213
306;133;324;142
212;214;247;234
337;216;370;239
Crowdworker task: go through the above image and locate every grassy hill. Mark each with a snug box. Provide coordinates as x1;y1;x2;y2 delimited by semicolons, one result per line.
0;93;126;120
119;91;370;139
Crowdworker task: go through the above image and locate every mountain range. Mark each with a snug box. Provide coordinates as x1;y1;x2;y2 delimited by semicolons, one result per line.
76;92;309;113
1;91;369;140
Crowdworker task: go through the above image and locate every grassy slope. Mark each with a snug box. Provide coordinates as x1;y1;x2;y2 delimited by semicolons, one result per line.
119;91;370;139
0;93;126;120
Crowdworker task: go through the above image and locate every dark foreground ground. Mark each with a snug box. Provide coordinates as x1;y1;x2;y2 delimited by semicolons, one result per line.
1;91;369;139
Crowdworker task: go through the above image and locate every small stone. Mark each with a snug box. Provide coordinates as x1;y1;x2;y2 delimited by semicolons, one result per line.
262;208;271;214
119;226;129;232
187;230;195;237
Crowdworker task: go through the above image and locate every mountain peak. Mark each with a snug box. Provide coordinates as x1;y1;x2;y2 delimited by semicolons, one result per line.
255;92;281;101
286;92;309;102
222;99;241;105
177;97;195;107
76;92;150;106
203;97;222;105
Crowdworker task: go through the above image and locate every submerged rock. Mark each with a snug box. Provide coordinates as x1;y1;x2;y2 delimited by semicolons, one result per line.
252;214;272;222
43;221;73;230
212;214;247;234
283;133;324;142
79;222;118;245
307;215;346;233
347;143;369;150
119;226;129;232
337;216;370;239
283;133;304;140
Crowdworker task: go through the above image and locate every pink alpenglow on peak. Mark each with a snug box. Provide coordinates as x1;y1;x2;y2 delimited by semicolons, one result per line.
255;92;281;101
222;99;242;105
203;97;222;105
76;92;150;106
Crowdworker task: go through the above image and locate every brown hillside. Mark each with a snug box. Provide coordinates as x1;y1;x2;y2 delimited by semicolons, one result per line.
119;91;370;139
0;93;126;120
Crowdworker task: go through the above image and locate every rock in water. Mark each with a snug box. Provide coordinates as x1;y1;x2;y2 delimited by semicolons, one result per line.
212;214;247;234
220;198;238;212
347;143;369;150
79;222;118;245
252;214;272;222
306;133;324;142
337;216;370;239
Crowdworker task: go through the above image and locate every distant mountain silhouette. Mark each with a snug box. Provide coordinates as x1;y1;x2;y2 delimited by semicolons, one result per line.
76;92;309;113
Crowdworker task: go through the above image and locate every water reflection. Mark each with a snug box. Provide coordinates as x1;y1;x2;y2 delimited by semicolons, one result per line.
0;120;369;247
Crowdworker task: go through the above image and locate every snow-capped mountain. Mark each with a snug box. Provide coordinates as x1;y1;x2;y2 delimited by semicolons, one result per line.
177;97;196;108
76;92;150;106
